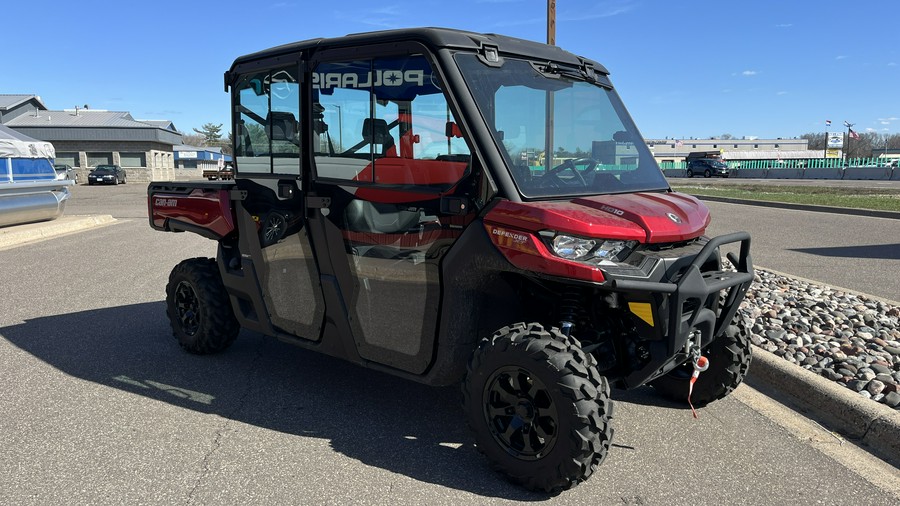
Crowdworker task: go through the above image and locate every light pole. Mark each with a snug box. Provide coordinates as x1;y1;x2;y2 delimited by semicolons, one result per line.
843;120;854;167
334;105;343;151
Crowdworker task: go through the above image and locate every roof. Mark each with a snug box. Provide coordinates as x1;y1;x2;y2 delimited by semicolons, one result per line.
138;119;178;131
229;27;608;76
4;110;156;128
0;94;47;111
721;150;824;160
174;144;223;153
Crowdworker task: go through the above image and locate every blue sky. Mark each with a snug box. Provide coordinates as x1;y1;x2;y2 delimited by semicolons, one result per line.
4;0;898;140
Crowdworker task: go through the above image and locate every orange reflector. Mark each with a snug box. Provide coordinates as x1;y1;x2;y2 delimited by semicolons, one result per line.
628;302;654;327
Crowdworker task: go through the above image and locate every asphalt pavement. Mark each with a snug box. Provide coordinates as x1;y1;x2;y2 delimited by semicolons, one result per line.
0;182;898;504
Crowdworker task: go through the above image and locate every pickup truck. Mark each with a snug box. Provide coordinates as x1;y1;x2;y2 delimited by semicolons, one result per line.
201;162;233;181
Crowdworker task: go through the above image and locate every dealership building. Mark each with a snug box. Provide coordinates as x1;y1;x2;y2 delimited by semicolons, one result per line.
0;94;180;181
644;137;821;164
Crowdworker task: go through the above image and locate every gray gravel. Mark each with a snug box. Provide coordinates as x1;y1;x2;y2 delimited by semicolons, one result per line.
734;268;900;409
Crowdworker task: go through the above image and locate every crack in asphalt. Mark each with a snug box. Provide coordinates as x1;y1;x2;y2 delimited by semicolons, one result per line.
184;336;268;505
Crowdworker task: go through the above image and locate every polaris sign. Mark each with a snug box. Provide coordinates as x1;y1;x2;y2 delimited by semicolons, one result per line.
313;69;426;90
314;57;441;100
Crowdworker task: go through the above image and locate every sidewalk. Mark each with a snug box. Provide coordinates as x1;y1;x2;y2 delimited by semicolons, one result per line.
0;215;116;250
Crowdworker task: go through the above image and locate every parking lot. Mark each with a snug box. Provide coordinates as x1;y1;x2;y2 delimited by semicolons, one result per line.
0;183;898;504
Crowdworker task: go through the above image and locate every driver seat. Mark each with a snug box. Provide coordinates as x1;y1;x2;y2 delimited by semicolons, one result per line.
362;118;396;157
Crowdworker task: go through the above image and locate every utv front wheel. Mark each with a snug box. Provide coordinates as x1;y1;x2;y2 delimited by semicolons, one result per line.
651;319;753;406
166;257;239;354
463;323;613;493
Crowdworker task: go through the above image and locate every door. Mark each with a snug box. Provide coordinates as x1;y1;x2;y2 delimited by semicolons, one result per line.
232;63;326;341
308;51;476;373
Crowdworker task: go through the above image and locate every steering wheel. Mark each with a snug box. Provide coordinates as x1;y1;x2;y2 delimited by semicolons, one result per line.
538;159;587;188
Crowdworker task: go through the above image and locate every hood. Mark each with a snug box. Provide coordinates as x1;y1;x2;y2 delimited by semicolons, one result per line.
484;191;710;243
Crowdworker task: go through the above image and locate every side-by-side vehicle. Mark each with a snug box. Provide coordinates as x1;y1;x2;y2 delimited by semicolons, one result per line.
148;28;754;493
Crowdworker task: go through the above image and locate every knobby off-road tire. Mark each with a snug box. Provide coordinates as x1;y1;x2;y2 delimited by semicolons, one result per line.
650;318;753;407
463;323;614;493
166;257;239;354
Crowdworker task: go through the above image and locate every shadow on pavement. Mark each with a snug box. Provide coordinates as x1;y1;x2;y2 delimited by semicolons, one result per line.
1;302;559;500
790;242;900;260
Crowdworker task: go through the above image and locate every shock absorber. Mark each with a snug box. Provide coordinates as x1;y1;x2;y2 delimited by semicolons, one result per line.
558;286;584;337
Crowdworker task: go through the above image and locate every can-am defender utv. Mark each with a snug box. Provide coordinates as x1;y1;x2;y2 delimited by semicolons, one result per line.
149;28;754;493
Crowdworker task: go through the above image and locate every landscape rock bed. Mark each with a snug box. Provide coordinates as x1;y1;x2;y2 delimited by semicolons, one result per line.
734;269;900;410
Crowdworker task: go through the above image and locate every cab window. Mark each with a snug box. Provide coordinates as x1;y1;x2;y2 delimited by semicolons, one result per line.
312;54;470;191
234;66;301;176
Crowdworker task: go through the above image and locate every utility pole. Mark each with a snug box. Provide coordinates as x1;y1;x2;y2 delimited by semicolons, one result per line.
843;121;854;167
547;0;556;45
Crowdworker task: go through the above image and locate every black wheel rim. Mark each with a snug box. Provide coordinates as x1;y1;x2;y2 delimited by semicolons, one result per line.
263;215;284;244
174;280;200;336
483;366;559;460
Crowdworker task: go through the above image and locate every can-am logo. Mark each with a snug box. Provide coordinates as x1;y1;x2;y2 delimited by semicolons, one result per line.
600;205;625;216
154;198;178;208
313;70;425;90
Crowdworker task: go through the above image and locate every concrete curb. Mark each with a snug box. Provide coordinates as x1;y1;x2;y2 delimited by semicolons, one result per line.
0;215;116;250
746;346;900;467
692;195;900;220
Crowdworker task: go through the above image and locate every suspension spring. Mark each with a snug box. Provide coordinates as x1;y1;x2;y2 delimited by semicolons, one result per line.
558;287;584;336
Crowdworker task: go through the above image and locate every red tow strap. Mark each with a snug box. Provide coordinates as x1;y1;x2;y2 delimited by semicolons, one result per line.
688;356;709;419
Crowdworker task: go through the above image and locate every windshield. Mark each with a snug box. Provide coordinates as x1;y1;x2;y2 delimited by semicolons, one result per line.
94;165;115;172
455;54;668;198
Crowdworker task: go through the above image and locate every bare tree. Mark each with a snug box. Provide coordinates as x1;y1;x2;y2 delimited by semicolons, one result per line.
800;132;825;150
181;133;207;146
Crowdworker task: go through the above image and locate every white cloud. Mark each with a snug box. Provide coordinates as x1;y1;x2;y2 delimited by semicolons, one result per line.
889;62;897;66
559;0;637;21
774;23;793;28
776;91;788;95
742;70;758;76
835;55;848;60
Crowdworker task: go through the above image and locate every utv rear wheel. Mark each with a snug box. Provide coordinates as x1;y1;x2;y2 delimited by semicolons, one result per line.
463;323;613;493
260;212;286;247
166;257;239;354
650;319;753;407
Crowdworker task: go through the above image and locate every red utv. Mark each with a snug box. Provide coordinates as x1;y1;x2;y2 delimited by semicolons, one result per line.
149;28;754;493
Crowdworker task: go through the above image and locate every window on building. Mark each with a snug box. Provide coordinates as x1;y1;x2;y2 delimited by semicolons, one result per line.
774;144;780;149
87;153;112;167
55;152;79;167
691;144;696;148
120;152;146;168
754;144;759;148
713;144;717;149
734;144;738;148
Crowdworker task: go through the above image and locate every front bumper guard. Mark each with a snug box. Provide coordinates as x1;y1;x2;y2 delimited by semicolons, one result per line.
610;232;753;387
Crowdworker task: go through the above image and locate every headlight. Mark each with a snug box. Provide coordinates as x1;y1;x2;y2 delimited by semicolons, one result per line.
552;235;595;259
544;232;637;266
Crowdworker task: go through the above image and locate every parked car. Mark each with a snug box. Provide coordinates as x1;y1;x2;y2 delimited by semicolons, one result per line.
88;165;127;185
687;158;730;178
54;163;78;183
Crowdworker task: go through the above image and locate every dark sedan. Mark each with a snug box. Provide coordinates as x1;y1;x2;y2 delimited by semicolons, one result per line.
88;165;127;185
